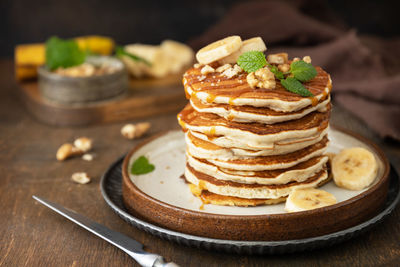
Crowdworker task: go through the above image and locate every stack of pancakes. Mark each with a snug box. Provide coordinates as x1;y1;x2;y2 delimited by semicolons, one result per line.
177;63;332;207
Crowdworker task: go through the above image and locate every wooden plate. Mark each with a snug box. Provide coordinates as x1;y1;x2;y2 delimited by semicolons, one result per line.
122;127;390;241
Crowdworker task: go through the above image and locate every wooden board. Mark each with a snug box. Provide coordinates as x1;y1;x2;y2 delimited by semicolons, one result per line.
18;75;187;126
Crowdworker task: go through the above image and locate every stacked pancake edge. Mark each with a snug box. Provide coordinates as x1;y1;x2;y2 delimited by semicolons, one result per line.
177;63;332;207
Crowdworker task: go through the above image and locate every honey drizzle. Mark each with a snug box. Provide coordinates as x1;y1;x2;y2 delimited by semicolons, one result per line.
197;181;209;210
199;194;211;210
206;94;216;103
184;88;191;99
310;96;319;107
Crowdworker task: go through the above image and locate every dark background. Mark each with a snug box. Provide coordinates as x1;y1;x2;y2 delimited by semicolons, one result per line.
1;0;399;58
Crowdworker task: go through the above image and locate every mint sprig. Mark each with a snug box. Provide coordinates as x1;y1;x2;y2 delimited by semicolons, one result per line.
45;36;86;70
266;63;285;80
290;60;317;82
281;77;313;97
237;51;267;73
130;155;155;175
115;46;151;66
236;52;315;97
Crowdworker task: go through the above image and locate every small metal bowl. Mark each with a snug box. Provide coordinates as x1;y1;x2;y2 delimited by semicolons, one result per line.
38;56;128;104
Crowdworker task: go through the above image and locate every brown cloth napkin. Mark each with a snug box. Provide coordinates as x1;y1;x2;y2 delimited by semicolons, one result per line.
189;0;400;140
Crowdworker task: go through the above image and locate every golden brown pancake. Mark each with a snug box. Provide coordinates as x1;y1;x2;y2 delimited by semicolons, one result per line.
187;174;332;207
190;134;329;165
187;164;325;189
186;127;329;156
178;103;330;136
190;93;326;116
183;64;331;111
190;185;287;207
177;51;333;207
185;163;330;200
187;154;328;184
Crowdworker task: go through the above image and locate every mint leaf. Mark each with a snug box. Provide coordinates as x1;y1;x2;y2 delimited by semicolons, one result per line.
115;46;151;66
281;77;314;97
45;36;86;70
237;51;267;73
268;64;285;80
130;156;155;175
290;60;317;82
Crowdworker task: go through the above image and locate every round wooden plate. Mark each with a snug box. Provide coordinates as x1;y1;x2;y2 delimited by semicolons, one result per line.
121;127;390;241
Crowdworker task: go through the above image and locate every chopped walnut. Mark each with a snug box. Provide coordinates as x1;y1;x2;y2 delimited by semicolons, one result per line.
303;56;312;63
71;172;91;184
56;143;83;161
247;67;276;89
233;64;242;73
82;153;94;161
267;53;288;64
73;137;92;153
121;122;151;139
222;64;242;79
216;64;231;73
278;63;290;72
200;65;215;75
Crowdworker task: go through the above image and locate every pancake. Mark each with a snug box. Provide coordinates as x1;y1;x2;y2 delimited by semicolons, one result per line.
190;94;331;124
187;154;328;185
178;104;330;149
187;134;329;170
183;65;332;112
185;164;329;199
187;128;328;155
206;143;327;171
189;184;287;207
177;39;333;207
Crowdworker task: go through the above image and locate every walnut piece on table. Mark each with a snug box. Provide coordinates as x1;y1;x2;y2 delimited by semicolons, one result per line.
56;143;83;161
73;137;93;152
121;122;151;139
71;172;91;184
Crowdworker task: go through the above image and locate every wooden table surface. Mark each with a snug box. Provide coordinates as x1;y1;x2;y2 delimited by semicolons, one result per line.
1;59;399;267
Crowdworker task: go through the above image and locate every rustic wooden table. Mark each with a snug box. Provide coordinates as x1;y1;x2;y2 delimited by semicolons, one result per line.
0;59;399;266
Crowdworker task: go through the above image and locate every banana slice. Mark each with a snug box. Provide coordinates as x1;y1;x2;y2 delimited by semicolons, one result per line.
332;147;378;190
219;37;267;64
285;188;337;212
196;36;242;65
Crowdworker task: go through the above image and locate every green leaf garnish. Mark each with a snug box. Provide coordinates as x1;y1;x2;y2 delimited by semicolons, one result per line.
267;64;285;80
236;52;317;97
130;155;155;175
237;51;267;73
281;77;314;97
115;46;151;67
45;36;86;70
290;60;317;82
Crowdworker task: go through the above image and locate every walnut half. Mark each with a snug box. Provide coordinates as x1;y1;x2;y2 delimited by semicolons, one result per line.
56;143;83;161
247;67;276;89
121;122;151;139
